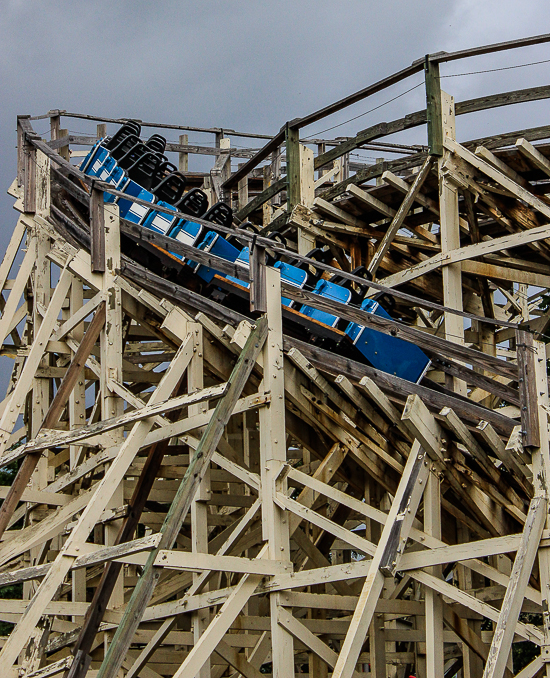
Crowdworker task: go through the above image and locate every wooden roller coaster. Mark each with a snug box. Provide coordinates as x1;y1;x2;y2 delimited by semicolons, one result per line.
2;31;550;678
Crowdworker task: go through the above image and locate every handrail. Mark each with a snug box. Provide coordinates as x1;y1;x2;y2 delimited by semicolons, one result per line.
223;32;550;189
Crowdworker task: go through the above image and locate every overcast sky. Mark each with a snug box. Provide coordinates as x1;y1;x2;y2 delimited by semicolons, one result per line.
0;1;549;373
1;1;550;218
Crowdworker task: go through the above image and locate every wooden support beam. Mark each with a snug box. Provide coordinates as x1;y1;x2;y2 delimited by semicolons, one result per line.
90;187;105;273
368;156;434;276
425;58;443;156
124;500;262;678
0;331;197;669
425;470;444;678
438;90;464;393
286;124;301;211
67;359;200;678
516;137;550;177
331;440;428;678
96;318;268;678
0;302;106;541
249;242;267;313
516;329;541;448
482;496;546;678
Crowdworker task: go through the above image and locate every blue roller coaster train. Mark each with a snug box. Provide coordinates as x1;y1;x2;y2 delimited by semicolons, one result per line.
80;121;431;384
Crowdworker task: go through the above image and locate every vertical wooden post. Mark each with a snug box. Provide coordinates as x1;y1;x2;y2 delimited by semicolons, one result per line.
90;187;106;273
95;320;268;678
271;148;282;207
49;111;61;144
376;157;385;186
178;133;189;172
100;202;125;610
69;277;86;622
532;337;550;677
298;144;315;253
97;123;107;139
237;164;249;211
316;142;326;179
370;614;387;678
438;90;465;395
287;128;315;253
516;329;541;448
262;165;271;228
259;266;294;677
219;137;231;203
286;123;301;211
425;470;444;678
17;116;29;188
58;128;70;162
425;57;443;157
250;243;267;314
189;322;211;678
22;133;36;214
25;165;51;609
334;152;349;184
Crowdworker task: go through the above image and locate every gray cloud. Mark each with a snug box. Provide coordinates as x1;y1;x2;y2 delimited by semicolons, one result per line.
0;0;548;304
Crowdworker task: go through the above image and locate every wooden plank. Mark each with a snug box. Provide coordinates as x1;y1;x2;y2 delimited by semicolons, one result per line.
23;132;37;213
477;420;533;491
0;265;72;457
278;607;361;677
368;156;434;275
445;137;550;221
172;571;262;678
235;178;285;221
425;59;442;156
316;84;550;171
482;496;546;678
516;330;540;448
178;133;188;172
0;535;160;587
214;639;264;678
280;283;517;380
90;188;105;273
374;220;550;297
125;500;262;678
22;381;225;454
379;442;430;575
409;569;542;645
154;550;290;575
516;137;550;177
425;470;444;678
0;245;35;346
249;244;267;313
68;350;205;678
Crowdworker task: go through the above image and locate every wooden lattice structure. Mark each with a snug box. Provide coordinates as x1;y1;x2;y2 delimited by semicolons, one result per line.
3;32;550;678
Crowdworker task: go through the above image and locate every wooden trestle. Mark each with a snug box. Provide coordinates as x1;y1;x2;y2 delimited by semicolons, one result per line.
3;34;550;678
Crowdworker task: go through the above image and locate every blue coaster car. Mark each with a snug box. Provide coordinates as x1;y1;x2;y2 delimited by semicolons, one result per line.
141;201;177;234
193;231;241;283
165;219;205;262
80;142;110;176
345;298;430;383
225;247;251;288
274;260;308;307
117;185;155;223
299;279;352;328
80;121;431;387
